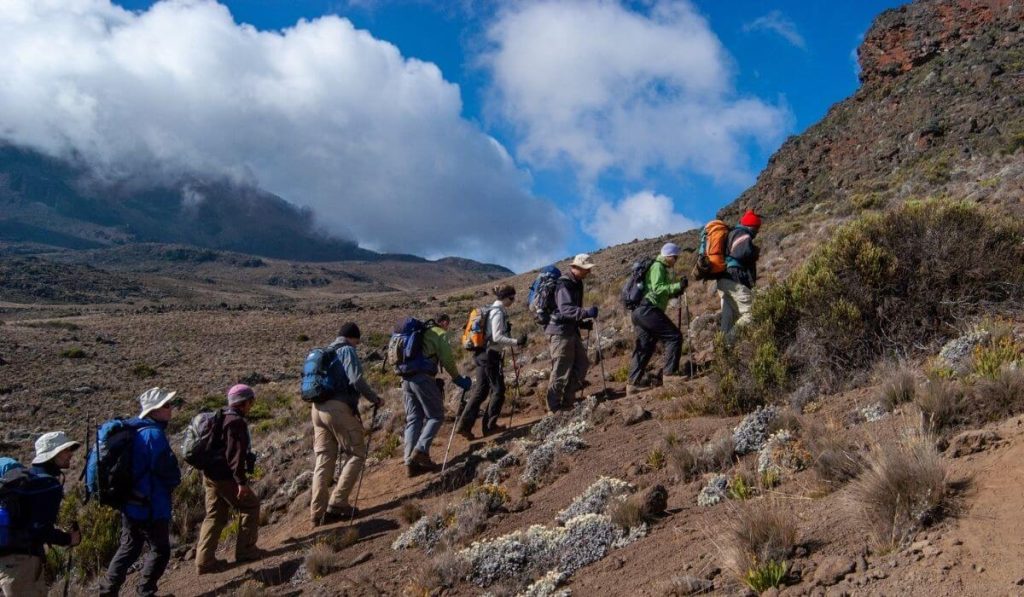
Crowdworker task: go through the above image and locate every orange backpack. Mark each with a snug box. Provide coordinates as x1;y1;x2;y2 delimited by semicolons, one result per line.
461;306;492;351
692;220;731;280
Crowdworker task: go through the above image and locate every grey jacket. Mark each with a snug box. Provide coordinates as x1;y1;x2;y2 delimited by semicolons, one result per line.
544;273;587;337
327;336;382;410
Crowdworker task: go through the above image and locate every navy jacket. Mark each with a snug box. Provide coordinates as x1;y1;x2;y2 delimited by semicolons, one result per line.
544;273;587;337
123;418;181;522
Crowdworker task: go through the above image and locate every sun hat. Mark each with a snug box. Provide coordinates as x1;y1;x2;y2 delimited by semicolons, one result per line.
138;387;179;418
660;242;681;257
32;431;81;465
227;384;255;406
570;253;596;270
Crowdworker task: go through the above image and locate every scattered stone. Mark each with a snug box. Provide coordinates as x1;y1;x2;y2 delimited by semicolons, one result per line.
814;556;855;586
639;484;668;517
623;405;652;426
281;470;312;500
347;552;371;567
697;475;728;507
939;331;990;374
859;402;888;422
946;429;1001;457
240;371;269;385
856;555;868;573
733;406;779;454
662;575;713;595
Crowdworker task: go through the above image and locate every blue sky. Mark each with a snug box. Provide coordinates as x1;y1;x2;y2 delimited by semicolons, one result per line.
4;0;907;269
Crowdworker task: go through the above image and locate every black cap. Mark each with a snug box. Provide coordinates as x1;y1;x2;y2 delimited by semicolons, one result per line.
338;322;361;339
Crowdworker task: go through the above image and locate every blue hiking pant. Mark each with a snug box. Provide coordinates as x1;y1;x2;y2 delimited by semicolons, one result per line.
402;373;445;464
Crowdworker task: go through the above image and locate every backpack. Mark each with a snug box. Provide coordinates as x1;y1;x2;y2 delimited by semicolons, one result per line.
461;306;492;352
389;318;439;378
692;220;731;280
181;409;225;471
0;457;60;551
620;257;655;310
85;418;146;508
300;346;339;403
528;267;561;326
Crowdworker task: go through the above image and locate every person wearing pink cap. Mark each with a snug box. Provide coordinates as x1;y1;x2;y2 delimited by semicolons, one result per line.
719;210;763;341
194;384;264;574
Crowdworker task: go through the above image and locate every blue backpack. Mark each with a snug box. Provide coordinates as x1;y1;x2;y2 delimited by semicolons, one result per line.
528;266;561;326
0;457;60;551
85;419;148;508
301;346;340;403
389;318;439;378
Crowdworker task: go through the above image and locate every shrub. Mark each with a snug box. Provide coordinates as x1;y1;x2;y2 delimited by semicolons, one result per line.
371;434;401;460
915;377;962;432
57;486;120;580
722;500;797;591
304;542;338;579
172;469;206;542
647;448;667;470
131;363;158;379
718;200;1024;402
972;366;1024;422
972;336;1023;379
879;367;916;411
608;498;645;531
728;473;754;501
60;347;87;359
400;501;426;525
848;432;946;549
420;550;470;591
804;422;864;487
318;527;360;552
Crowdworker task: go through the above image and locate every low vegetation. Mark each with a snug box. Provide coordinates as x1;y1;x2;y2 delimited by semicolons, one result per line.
879;367;916;411
722;500;797;592
915;377;962;433
56;486;121;581
666;431;734;482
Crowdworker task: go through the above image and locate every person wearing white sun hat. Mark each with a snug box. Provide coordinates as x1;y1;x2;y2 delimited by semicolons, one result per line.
544;253;599;413
0;432;81;597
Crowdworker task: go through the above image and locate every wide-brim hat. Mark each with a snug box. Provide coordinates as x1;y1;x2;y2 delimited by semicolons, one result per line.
571;253;596;269
32;431;81;465
138;387;178;419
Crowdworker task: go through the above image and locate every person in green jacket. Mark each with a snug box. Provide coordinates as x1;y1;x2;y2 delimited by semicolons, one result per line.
403;314;472;477
627;243;688;393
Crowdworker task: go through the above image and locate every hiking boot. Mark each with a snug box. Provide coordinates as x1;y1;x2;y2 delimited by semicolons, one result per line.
626;383;649;396
196;559;230;575
483;424;507;436
456;428;475;441
410;450;440;472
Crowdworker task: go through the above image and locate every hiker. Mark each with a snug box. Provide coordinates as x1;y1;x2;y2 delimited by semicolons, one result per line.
195;384;264;574
310;322;383;526
99;388;182;597
719;210;762;340
0;432;81;597
627;243;687;393
545;254;598;413
401;314;472;477
457;285;526;439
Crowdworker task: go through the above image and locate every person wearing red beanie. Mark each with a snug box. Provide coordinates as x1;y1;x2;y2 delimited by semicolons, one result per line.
718;210;763;341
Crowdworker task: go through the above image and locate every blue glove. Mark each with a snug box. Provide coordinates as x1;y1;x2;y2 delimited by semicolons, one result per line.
454;376;472;391
584;306;599;319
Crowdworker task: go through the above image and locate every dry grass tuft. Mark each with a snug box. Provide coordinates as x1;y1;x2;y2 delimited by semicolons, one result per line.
660;574;713;596
848;431;947;549
721;500;798;590
804;421;864;487
304;542;339;579
608;497;645;530
971;366;1024;422
419;549;470;591
232;580;270;597
400;501;425;525
879;367;916;410
317;527;360;552
915;377;962;432
666;431;734;482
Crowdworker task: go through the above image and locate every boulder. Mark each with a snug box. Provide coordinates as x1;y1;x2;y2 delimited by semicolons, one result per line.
946;429;1001;457
639;484;668;517
814;556;855;586
623;405;652;426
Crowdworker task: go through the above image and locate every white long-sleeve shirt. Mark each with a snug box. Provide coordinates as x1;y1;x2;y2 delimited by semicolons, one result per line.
487;299;519;349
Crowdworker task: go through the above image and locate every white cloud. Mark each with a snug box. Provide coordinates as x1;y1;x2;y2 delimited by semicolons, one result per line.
586;190;698;247
0;0;566;270
743;10;807;50
482;0;791;184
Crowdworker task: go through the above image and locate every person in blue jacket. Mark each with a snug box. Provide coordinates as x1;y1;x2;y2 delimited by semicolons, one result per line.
99;388;182;597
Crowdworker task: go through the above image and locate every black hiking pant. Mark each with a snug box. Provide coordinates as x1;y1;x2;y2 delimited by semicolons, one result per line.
628;301;682;385
99;516;171;597
459;349;505;434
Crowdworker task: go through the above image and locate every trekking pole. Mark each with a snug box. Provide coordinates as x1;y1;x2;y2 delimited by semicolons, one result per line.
683;291;694;380
62;521;78;597
348;404;379;524
594;322;609;398
507;347;523;429
441;387;470;475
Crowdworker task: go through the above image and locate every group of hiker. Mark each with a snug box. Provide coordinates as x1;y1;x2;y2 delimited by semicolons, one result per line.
0;209;762;596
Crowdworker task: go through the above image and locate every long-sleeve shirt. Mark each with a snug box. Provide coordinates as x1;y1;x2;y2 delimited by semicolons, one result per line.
25;463;71;556
204;407;253;487
643;256;685;312
124;418;182;522
725;225;759;288
545;273;587;336
424;325;460;379
487;300;519;349
328;336;381;409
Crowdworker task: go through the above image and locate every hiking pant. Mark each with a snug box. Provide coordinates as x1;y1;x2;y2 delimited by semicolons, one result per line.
546;333;589;411
717;278;754;341
310;399;366;523
0;554;44;597
459;349;505;434
402;373;444;463
195;477;261;569
99;516;170;597
628;301;683;385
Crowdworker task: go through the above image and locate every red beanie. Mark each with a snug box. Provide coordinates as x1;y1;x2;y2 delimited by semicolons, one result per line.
740;210;762;229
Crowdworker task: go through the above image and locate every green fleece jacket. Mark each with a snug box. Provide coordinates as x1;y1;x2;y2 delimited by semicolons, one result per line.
643;257;684;311
423;325;460;379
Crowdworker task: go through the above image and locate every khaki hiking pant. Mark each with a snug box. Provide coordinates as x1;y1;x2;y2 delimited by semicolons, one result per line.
717;278;754;341
310;399;366;523
195;477;261;569
546;333;589;411
0;554;44;597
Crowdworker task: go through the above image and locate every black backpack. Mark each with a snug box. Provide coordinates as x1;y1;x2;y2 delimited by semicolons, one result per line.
528;268;561;326
620;257;655;310
0;458;61;551
181;409;226;471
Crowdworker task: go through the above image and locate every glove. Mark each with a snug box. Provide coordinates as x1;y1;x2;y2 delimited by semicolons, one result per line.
579;320;593;331
516;334;528;347
584;306;599;319
454;376;472;391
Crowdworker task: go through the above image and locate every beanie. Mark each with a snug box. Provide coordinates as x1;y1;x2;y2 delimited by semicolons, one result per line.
339;321;361;339
660;242;681;257
494;284;516;300
740;210;762;229
227;384;255;406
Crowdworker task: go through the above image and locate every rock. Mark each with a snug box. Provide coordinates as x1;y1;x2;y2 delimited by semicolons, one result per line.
761;588;780;597
814;556;855;586
623;405;652;426
856;555;868;573
665;575;713;595
697;475;728;507
946;429;1001;457
733;406;779;454
282;470;313;499
639;484;668;516
347;552;372;567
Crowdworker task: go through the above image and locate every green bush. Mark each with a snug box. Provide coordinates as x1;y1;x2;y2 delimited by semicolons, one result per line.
131;363;158;379
172;469;207;543
57;486;121;581
715;200;1024;404
60;347;88;359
